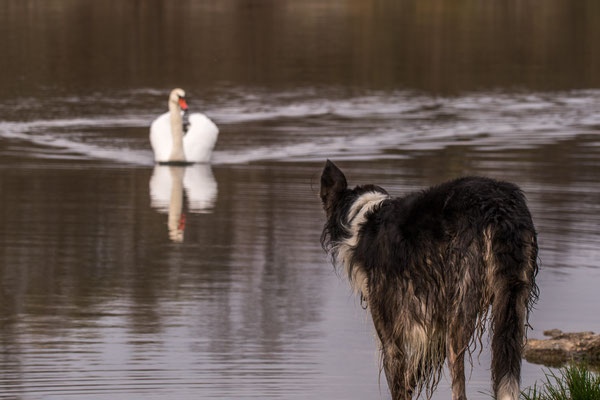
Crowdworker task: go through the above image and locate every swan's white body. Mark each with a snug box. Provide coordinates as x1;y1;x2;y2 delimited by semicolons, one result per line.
150;89;219;164
150;112;218;163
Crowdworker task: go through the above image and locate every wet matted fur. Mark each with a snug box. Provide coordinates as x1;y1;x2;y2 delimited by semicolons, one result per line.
319;160;538;400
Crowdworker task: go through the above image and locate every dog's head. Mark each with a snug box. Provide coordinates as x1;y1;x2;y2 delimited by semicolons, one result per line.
320;160;388;246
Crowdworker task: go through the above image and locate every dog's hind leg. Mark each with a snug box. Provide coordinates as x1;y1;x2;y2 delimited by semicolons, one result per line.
446;320;474;400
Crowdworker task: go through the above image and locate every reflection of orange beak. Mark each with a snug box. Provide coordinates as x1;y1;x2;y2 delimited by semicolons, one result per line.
178;213;186;231
178;98;188;111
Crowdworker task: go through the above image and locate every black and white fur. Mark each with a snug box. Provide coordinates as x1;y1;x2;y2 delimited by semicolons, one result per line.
320;160;538;400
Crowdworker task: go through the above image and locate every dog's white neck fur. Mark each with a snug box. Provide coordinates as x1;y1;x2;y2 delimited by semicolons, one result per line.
335;191;389;298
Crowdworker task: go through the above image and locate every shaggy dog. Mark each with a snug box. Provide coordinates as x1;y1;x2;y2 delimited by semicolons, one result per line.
320;160;538;400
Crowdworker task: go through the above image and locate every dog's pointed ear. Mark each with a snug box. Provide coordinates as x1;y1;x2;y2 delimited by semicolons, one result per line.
320;160;347;208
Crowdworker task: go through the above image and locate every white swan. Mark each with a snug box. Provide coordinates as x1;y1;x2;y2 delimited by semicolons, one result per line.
150;88;219;164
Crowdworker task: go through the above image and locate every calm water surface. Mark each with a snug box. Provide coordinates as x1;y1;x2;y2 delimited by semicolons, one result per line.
1;1;600;399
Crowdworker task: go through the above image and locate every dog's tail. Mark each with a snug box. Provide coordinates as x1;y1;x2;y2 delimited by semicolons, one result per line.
489;225;538;400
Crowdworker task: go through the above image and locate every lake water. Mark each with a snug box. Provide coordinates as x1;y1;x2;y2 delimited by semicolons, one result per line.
1;1;599;399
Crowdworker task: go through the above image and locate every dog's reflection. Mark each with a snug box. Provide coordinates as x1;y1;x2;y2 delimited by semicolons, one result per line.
149;165;217;242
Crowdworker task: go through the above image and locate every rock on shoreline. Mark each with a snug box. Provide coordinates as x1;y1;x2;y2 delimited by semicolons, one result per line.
524;329;600;367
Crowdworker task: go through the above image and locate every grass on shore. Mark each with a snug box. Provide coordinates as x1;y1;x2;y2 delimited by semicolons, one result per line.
521;364;600;400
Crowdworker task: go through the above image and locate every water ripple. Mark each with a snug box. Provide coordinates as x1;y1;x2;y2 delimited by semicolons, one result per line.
1;89;599;165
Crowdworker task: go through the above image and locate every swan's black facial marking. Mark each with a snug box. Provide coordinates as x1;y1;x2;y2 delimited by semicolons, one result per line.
183;112;190;133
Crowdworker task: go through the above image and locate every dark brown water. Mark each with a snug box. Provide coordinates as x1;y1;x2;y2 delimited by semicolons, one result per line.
1;1;600;399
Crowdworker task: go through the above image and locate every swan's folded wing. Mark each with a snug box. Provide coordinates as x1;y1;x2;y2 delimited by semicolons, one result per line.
183;113;219;163
149;112;172;162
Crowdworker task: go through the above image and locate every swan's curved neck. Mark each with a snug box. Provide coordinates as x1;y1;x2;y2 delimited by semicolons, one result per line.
169;102;185;162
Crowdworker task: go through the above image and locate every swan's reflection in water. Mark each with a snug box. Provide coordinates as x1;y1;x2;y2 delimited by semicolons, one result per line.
149;164;217;242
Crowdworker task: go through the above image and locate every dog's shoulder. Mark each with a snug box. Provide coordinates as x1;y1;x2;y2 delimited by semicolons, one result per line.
377;176;526;233
417;176;523;207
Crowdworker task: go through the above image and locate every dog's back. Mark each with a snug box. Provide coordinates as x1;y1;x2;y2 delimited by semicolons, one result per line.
320;161;538;400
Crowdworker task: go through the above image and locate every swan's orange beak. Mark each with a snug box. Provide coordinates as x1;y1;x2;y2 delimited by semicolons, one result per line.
178;97;188;111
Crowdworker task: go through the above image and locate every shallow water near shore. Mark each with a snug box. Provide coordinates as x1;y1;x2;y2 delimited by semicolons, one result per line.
1;1;600;399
